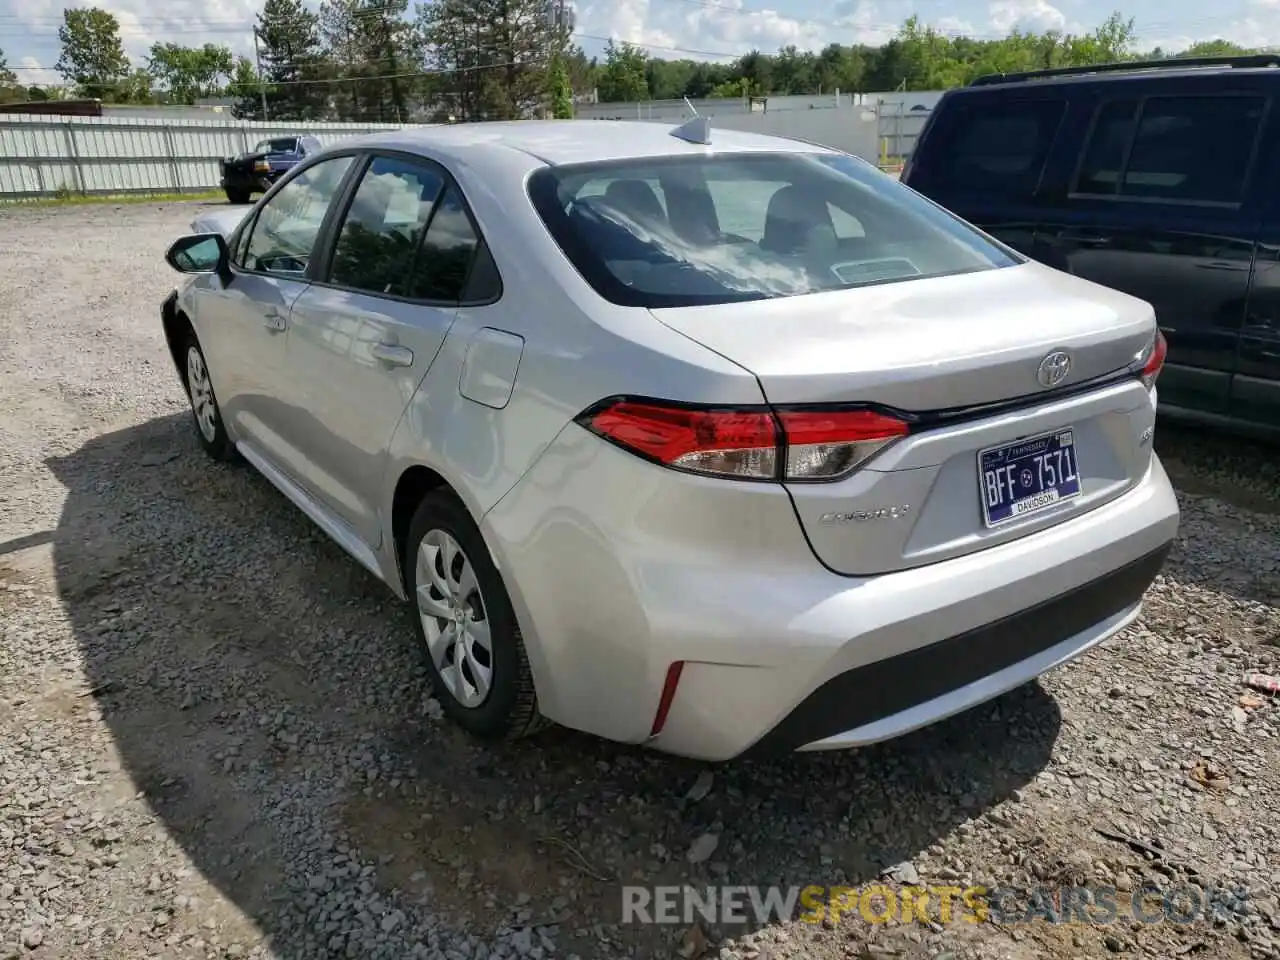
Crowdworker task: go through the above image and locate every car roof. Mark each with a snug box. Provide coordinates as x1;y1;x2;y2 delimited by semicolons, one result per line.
956;58;1280;95
326;119;838;168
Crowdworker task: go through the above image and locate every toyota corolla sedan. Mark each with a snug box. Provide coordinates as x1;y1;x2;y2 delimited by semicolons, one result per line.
159;119;1179;762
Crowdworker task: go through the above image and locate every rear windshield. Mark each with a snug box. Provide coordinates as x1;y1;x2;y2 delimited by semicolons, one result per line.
526;152;1019;308
256;138;298;154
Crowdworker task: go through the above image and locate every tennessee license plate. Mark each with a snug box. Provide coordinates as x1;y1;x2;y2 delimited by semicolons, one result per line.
979;429;1081;527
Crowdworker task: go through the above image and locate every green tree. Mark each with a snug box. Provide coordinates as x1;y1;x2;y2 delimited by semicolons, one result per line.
0;46;22;104
322;0;418;122
416;0;498;121
254;0;329;120
228;56;267;119
596;40;648;102
117;67;156;103
319;0;367;120
56;7;130;100
356;0;418;122
564;45;596;99
147;43;235;104
1170;39;1253;58
548;51;572;117
416;0;562;121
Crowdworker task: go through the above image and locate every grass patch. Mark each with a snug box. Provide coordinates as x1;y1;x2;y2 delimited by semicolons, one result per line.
1;189;227;209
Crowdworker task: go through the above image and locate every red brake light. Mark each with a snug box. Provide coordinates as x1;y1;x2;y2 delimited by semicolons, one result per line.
1140;329;1167;389
776;409;909;480
581;401;779;479
577;399;909;482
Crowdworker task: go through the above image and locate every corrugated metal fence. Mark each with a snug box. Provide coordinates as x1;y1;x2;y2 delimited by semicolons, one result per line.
0;98;941;200
0;115;420;200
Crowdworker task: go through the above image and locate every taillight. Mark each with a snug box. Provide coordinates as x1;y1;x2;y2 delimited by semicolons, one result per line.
775;409;909;480
580;400;779;479
1139;329;1167;389
576;398;909;482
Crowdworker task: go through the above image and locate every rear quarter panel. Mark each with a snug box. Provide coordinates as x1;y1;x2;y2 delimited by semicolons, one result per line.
376;145;767;579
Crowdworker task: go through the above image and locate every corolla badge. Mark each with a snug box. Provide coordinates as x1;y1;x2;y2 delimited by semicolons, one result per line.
1036;350;1072;388
820;505;911;524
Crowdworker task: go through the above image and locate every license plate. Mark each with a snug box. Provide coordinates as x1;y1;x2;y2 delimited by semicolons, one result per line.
979;428;1081;527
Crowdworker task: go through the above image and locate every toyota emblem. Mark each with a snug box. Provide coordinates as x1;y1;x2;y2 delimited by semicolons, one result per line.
1036;350;1072;388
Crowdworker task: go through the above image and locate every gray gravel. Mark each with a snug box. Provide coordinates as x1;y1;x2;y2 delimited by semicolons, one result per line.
1;200;1278;960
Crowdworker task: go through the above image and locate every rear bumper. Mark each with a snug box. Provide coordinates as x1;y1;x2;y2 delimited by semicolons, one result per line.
742;541;1168;758
482;427;1180;762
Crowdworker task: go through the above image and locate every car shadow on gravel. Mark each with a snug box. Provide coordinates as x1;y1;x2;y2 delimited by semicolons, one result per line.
48;414;1063;959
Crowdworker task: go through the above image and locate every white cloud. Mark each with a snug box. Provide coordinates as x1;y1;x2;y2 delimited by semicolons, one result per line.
102;0;261;63
12;57;47;87
574;0;914;59
935;15;979;36
987;0;1067;34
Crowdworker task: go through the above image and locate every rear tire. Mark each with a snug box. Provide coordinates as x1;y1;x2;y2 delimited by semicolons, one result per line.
405;489;546;741
181;332;237;462
225;188;250;205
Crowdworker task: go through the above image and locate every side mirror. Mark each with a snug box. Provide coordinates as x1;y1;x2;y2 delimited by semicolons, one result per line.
165;233;230;278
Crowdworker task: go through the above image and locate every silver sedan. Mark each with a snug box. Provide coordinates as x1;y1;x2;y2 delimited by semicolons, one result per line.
159;119;1179;761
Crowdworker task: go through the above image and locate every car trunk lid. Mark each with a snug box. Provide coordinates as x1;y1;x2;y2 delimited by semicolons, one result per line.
649;261;1160;576
649;262;1153;411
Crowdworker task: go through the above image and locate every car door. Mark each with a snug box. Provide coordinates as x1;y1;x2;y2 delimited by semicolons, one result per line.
899;92;1066;257
282;152;490;546
1234;122;1280;431
1034;87;1265;416
193;153;357;468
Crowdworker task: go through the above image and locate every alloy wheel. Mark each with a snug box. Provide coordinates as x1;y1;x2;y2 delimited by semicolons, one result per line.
415;529;494;708
186;345;218;443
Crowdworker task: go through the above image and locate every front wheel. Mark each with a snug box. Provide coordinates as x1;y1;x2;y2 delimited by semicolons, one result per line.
225;187;250;205
405;490;546;740
183;335;236;462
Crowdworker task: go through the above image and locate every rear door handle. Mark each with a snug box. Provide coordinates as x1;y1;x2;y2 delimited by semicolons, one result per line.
263;309;287;332
1060;233;1112;247
371;343;414;367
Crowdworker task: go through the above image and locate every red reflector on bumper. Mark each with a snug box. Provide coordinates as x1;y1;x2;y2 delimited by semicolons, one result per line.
650;661;685;737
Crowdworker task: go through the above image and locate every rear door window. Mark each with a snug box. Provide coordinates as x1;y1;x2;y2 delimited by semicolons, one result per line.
404;186;485;302
1074;95;1265;205
914;98;1065;202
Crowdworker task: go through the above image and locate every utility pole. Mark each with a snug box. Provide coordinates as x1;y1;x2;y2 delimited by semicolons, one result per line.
252;26;270;120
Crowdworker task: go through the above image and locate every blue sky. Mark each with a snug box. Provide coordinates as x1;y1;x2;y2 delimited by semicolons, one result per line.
2;0;1275;91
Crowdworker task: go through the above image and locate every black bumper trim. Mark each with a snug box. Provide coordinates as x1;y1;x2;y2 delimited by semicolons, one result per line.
740;541;1173;759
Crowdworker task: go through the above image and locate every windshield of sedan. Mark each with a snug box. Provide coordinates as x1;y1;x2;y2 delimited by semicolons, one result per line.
255;137;299;154
527;152;1019;307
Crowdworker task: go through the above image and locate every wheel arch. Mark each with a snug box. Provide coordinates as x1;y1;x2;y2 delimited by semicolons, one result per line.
390;464;452;593
161;294;195;388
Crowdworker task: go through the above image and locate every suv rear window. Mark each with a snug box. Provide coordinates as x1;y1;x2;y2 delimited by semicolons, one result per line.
527;152;1018;308
256;138;299;154
1074;95;1264;205
911;98;1065;202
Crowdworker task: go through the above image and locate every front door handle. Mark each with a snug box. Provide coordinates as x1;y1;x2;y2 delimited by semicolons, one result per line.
263;309;287;332
371;343;414;367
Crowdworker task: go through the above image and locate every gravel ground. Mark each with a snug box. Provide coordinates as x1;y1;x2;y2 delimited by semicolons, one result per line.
1;201;1278;960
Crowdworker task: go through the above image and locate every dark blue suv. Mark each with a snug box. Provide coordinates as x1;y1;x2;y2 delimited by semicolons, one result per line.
902;55;1280;440
220;134;323;205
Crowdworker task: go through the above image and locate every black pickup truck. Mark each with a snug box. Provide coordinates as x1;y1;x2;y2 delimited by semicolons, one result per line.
219;134;323;204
